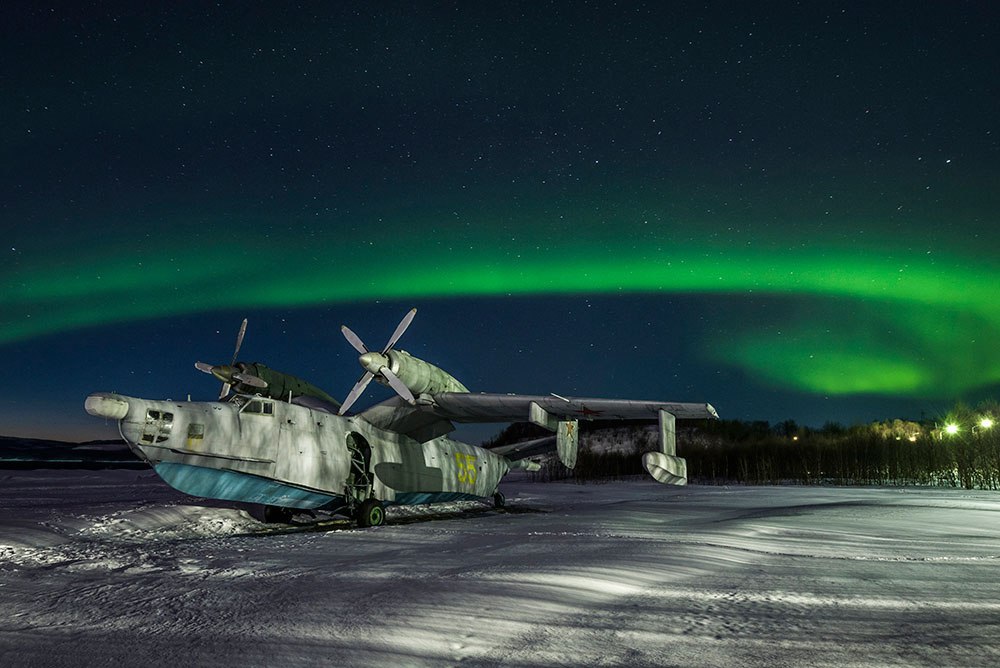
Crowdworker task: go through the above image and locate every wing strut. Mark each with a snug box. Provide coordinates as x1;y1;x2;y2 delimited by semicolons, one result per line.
641;410;688;485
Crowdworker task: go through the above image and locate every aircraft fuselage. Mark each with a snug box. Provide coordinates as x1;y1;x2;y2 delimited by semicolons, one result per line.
85;392;510;515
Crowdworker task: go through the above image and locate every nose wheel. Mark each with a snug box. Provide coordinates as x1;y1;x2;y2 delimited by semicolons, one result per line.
493;491;506;509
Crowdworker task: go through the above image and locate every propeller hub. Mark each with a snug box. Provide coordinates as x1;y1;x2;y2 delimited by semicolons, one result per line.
210;365;236;384
359;352;389;375
338;308;417;415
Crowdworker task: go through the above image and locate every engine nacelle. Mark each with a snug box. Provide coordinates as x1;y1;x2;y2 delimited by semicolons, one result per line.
385;349;468;396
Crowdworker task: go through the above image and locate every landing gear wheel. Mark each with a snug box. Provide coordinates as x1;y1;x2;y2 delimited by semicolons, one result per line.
263;505;294;524
493;491;506;509
356;499;385;528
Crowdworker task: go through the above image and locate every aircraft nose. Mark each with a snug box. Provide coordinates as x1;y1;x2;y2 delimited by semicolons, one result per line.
359;352;388;374
85;393;130;420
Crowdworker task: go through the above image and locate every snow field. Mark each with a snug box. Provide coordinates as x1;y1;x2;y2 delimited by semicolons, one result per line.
1;470;999;666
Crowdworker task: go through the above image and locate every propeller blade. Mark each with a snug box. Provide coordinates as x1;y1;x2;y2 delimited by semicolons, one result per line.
230;318;248;365
197;319;249;400
341;325;369;355
339;371;375;415
229;318;247;366
233;372;268;389
381;367;415;404
381;307;417;354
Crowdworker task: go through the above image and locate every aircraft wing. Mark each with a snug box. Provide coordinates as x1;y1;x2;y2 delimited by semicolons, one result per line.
423;392;718;423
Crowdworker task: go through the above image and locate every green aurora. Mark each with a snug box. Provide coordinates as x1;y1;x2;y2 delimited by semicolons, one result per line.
3;2;998;444
4;195;998;400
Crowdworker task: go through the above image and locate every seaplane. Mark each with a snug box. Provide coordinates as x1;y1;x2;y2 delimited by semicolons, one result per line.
85;309;718;527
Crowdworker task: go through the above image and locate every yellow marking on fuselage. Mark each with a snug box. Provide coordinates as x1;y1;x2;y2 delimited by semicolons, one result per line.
455;452;478;485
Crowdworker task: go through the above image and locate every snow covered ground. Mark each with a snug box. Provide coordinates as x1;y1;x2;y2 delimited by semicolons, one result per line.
2;470;999;667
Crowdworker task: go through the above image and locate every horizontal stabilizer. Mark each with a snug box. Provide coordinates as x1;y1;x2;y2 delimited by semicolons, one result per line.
487;435;556;460
508;459;542;472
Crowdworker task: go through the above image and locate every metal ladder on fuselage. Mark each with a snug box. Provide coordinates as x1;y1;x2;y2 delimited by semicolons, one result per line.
344;436;373;514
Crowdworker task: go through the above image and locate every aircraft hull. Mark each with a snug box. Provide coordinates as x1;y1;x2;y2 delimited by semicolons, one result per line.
154;461;346;510
155;461;489;511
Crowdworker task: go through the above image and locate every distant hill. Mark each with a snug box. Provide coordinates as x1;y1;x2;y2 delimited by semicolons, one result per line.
0;435;146;470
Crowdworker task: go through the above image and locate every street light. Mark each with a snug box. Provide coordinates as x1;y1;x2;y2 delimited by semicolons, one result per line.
944;423;960;436
979;417;994;430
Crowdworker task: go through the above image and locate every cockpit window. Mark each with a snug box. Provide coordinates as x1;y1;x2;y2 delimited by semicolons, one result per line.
242;400;274;416
146;409;174;423
142;409;174;443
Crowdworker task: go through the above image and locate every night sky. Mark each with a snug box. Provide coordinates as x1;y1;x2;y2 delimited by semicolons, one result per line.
2;2;998;441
